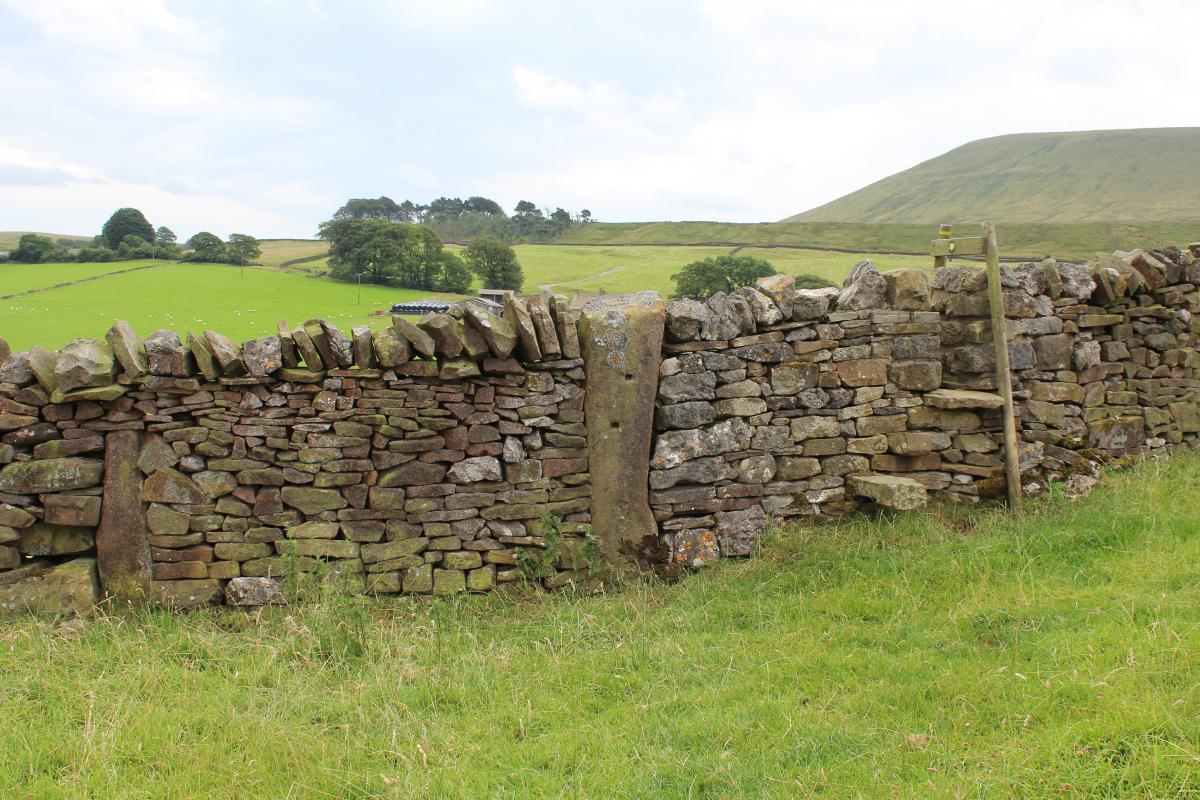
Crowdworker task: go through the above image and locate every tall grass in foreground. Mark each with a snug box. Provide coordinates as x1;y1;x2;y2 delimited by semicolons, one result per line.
3;455;1200;798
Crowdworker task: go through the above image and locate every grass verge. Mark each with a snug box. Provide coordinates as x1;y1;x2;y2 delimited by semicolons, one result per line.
3;454;1200;797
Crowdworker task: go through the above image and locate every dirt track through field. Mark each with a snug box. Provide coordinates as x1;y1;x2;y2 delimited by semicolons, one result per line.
0;262;164;301
538;264;627;291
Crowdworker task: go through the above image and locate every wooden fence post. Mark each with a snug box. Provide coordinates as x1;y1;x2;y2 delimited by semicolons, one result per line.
983;222;1023;512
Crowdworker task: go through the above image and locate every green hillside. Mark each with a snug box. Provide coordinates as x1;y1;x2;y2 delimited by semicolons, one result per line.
787;128;1200;224
557;220;1200;260
0;231;91;250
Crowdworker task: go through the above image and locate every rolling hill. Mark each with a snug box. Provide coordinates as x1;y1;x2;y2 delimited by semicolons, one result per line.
0;231;92;250
786;128;1200;224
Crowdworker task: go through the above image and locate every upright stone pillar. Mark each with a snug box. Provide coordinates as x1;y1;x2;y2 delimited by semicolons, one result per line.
96;429;153;598
580;292;665;571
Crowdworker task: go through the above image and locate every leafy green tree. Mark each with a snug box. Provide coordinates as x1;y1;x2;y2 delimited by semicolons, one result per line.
333;197;406;222
101;208;154;249
513;200;540;217
463;196;504;216
427;197;466;219
463;237;523;290
580;209;592;223
12;233;54;263
670;255;777;300
435;250;472;293
226;233;262;266
318;218;464;291
76;247;114;263
118;234;154;259
155;226;177;246
185;231;227;262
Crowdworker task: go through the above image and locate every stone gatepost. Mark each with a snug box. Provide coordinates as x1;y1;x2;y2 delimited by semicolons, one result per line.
580;292;665;572
96;429;153;599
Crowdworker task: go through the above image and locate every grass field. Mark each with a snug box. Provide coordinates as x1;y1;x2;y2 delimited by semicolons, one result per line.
0;231;91;251
0;262;450;351
0;245;946;351
3;455;1200;797
256;239;330;270
0;260;157;297
558;220;1200;259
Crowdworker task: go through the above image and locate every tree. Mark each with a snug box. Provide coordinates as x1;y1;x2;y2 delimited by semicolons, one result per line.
226;233;262;266
513;200;541;218
464;196;504;216
155;226;177;246
435;250;472;293
333;197;406;222
101;208;154;249
185;231;227;262
118;234;154;259
670;255;777;300
550;207;571;225
427;196;466;219
463;237;523;290
12;233;54;263
318;217;464;291
580;209;592;223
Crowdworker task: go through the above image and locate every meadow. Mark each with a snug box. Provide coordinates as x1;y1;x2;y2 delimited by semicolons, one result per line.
0;261;450;351
3;455;1200;797
557;220;1200;259
1;242;938;350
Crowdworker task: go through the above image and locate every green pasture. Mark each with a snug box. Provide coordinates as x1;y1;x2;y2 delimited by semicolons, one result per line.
0;262;449;351
4;455;1200;797
255;239;331;270
558;220;1200;259
0;260;157;298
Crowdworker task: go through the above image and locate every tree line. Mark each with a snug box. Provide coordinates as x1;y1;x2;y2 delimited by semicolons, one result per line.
1;207;261;266
332;195;593;244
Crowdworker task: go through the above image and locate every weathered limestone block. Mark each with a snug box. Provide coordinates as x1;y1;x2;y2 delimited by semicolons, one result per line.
715;505;766;557
142;468;207;504
153;579;221;609
526;294;562;359
837;260;887;311
0;504;35;529
582;292;664;569
836;359;887;387
55;338;116;393
18;523;94;557
702;293;753;341
1034;334;1073;370
448;456;503;483
771;361;819;395
372;327;412;367
504;294;542;361
0;458;104;494
651;417;752;469
924;388;1003;410
757;274;796;319
225;576;286;606
793;287;838;321
664;299;709;343
187;332;220;381
464;306;518;359
883;269;932;311
44;494;102;527
419;313;466;358
791;415;840;441
655;399;717;430
278;321;300;367
291;326;325;370
391;316;437;359
658;370;716;402
1058;262;1096;299
28;346;59;392
555;303;583;360
204;330;246;377
0;351;33;385
351;326;375;368
281;486;348;514
889;360;942;391
848;475;927;510
243;335;283;377
736;286;784;327
320;320;354;367
1088;416;1144;454
0;558;98;616
106;320;148;377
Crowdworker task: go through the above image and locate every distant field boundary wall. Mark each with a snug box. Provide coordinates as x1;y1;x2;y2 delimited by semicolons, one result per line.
3;241;1200;613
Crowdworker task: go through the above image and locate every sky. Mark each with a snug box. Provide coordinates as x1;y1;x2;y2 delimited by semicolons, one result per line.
1;0;1199;240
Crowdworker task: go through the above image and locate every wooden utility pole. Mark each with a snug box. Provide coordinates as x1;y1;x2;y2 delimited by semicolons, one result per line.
982;221;1023;512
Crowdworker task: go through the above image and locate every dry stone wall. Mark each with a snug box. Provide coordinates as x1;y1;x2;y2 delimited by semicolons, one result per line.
3;240;1200;614
1;298;592;612
654;243;1200;566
